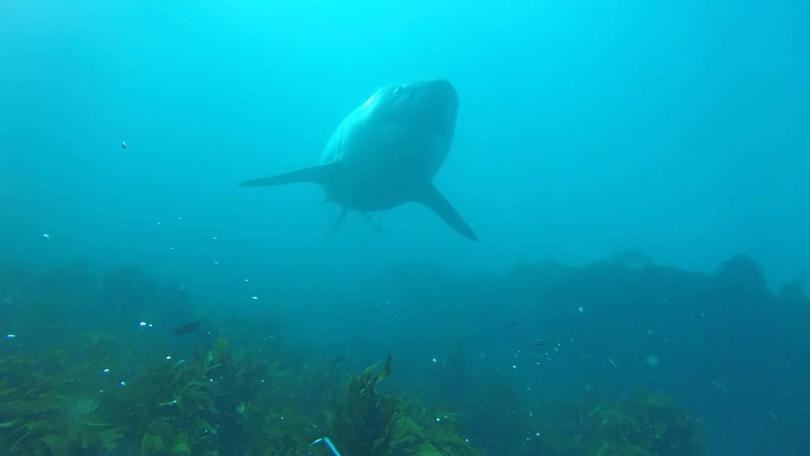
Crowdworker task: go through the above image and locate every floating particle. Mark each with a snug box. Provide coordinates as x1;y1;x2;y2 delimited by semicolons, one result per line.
119;380;127;387
212;236;218;240
645;355;660;367
512;364;517;369
177;216;183;221
42;233;50;239
431;357;438;363
243;278;249;283
165;355;172;360
577;306;585;313
139;321;147;327
435;417;441;422
121;141;128;150
148;323;153;328
213;261;219;265
6;334;16;339
102;368;110;374
251;296;259;300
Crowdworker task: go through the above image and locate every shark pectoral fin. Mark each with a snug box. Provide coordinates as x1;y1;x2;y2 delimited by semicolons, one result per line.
239;163;339;187
413;184;478;241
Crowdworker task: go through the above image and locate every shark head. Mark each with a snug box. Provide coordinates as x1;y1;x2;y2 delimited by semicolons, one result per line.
365;79;459;141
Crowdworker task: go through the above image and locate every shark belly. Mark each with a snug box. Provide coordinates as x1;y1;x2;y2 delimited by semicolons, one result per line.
322;119;444;211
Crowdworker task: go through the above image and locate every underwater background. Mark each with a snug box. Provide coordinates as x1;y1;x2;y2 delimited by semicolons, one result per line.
1;1;808;455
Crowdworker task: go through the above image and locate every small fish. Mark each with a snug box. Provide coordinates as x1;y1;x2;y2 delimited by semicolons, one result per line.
709;379;728;395
173;320;202;335
497;321;519;329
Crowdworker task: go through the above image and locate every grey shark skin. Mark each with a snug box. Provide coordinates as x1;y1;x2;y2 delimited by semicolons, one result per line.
240;80;477;240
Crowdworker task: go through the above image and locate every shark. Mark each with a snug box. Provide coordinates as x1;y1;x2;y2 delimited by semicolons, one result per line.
240;79;477;240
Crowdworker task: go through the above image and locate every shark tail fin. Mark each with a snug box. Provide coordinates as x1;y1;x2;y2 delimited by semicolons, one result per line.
239;163;339;187
413;183;477;241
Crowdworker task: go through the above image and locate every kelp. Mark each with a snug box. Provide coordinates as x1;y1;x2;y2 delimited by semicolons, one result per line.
0;344;125;455
585;390;704;456
104;336;323;455
0;259;707;456
544;392;703;456
329;353;397;454
328;353;479;456
460;380;704;456
0;337;480;456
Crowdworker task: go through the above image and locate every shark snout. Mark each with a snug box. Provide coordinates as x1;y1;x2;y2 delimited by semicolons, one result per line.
416;79;458;105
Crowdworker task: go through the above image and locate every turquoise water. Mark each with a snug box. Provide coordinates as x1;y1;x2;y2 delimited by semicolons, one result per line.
1;1;808;454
